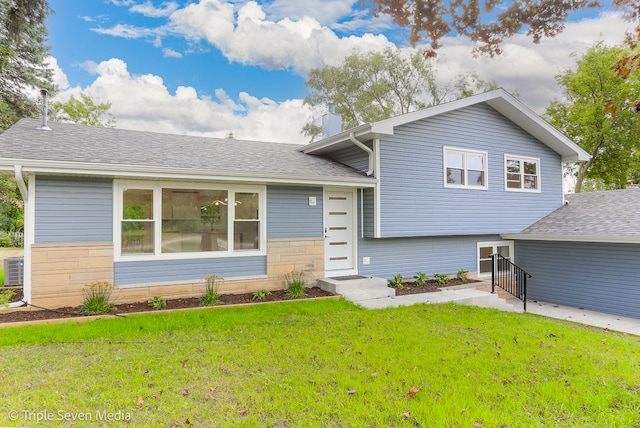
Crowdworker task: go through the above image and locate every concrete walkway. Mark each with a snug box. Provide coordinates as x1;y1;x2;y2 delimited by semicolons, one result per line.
355;287;640;336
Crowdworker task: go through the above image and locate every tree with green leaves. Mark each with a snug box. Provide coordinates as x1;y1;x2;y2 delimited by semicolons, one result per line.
304;46;498;139
545;41;640;192
0;0;54;131
50;94;115;127
0;176;23;233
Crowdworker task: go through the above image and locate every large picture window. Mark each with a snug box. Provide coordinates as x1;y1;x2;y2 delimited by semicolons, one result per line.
505;155;540;191
116;182;264;259
444;147;488;189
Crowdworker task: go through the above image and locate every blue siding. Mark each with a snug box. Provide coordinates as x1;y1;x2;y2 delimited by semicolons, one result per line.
115;256;266;285
377;104;563;237
34;176;113;243
327;143;371;174
267;185;323;239
358;233;502;279
516;240;640;319
361;188;375;238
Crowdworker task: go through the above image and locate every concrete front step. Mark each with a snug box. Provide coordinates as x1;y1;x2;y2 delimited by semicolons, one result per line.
316;276;390;295
340;287;396;302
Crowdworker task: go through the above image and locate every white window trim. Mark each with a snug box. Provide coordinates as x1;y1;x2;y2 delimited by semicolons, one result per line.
443;146;489;190
477;240;514;277
504;154;541;193
114;180;266;262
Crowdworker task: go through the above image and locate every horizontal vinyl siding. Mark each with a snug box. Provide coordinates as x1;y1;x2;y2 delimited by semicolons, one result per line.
114;256;266;285
357;234;502;279
516;240;640;319
361;188;375;238
378;104;563;237
327;143;371;174
34;176;113;243
267;185;323;239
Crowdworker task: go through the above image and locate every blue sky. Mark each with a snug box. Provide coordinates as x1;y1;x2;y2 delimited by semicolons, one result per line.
45;1;630;144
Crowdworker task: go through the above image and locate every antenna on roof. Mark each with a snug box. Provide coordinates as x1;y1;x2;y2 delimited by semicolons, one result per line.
37;89;51;131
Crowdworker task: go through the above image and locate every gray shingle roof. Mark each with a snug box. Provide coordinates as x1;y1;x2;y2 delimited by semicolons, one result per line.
517;188;640;239
0;119;373;183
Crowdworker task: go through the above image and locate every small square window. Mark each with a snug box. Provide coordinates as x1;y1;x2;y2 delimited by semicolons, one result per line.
504;156;540;192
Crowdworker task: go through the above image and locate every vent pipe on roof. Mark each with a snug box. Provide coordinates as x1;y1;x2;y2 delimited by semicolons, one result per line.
321;102;342;139
37;89;51;131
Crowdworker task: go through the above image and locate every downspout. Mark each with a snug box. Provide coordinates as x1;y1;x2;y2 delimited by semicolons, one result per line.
349;132;374;176
14;165;27;202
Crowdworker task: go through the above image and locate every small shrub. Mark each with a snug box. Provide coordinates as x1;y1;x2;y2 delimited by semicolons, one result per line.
0;288;15;308
148;295;167;310
200;274;223;306
284;270;307;298
252;289;272;301
433;273;449;285
80;281;115;314
413;272;427;286
457;268;469;281
388;273;404;289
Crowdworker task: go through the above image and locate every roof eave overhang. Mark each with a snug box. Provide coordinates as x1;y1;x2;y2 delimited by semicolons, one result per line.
0;159;378;188
501;233;640;244
301;123;395;154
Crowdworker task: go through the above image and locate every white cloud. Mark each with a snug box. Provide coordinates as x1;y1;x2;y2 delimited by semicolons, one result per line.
52;58;313;144
96;0;392;74
130;1;180;18
162;47;182;58
427;11;631;113
265;0;356;26
92;23;163;38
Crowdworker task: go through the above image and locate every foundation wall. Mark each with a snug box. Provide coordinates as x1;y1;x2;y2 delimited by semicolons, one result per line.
29;238;325;309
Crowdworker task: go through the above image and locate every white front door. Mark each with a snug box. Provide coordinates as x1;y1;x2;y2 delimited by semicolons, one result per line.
324;190;357;275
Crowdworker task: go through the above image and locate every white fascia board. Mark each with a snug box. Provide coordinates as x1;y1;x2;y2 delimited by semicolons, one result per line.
501;233;640;244
0;159;378;188
301;124;372;153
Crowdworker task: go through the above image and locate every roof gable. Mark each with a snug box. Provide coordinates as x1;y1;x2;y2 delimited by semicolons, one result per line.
303;89;590;163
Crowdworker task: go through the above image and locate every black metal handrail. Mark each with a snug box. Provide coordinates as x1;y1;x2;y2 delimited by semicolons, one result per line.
489;253;531;311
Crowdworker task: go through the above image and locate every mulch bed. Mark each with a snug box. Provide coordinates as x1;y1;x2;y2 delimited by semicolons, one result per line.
0;287;335;325
0;279;481;325
393;278;481;295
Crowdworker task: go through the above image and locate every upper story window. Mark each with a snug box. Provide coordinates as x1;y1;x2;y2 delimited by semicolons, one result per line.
505;155;540;192
116;181;265;260
443;147;488;189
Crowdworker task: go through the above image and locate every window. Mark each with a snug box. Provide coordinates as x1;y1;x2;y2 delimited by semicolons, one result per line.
477;241;514;277
505;156;540;191
116;182;264;259
122;189;154;254
444;147;488;189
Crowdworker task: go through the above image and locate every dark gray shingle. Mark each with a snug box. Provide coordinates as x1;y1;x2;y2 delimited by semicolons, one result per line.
520;188;640;238
0;119;370;181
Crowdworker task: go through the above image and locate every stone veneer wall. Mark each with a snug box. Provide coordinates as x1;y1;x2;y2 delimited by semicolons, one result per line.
31;242;115;308
29;238;325;309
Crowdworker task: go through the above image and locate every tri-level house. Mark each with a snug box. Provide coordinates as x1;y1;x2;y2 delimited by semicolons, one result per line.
0;89;591;311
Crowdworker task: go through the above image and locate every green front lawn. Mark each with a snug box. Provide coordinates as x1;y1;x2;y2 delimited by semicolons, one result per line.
0;300;638;427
